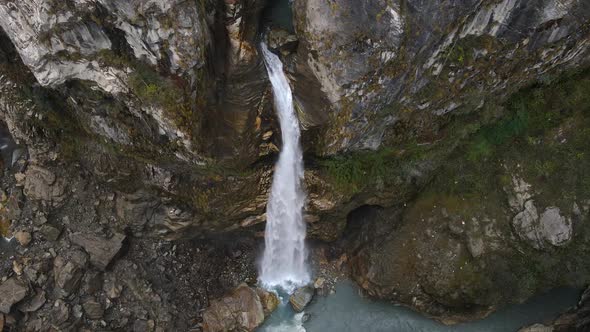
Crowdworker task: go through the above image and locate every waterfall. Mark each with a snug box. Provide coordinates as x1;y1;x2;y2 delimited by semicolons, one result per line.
259;42;310;292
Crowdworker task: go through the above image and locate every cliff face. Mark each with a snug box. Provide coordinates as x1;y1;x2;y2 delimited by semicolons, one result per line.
1;0;590;328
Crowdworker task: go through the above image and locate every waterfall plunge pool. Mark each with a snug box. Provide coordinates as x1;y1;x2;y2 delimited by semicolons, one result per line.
259;281;579;332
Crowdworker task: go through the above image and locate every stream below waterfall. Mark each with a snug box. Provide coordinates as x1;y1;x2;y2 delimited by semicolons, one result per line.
259;281;579;332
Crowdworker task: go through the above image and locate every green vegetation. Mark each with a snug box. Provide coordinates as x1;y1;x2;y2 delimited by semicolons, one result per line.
466;68;590;161
318;148;405;194
128;63;195;134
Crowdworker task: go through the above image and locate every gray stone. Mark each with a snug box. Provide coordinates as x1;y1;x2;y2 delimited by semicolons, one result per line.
540;207;572;247
18;290;46;313
51;300;69;325
289;286;315;312
70;232;126;270
82;299;104;320
39;224;61;241
512;200;542;249
0;278;28;314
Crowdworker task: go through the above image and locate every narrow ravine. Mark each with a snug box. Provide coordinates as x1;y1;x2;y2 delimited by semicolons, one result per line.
259;42;310;292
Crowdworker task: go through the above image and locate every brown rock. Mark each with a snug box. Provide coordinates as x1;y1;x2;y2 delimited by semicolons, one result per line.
202;284;265;332
256;288;280;316
70;232;125;270
23;166;65;202
14;231;31;247
0;278;28;314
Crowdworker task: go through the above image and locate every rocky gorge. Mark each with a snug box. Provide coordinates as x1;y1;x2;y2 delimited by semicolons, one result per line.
0;0;590;331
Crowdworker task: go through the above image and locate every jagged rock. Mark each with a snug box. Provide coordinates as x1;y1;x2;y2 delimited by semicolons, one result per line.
202;284;269;332
14;231;31;247
0;278;28;314
266;27;298;54
54;251;87;297
512;200;542;249
70;232;125;270
23;166;65;202
18;290;46;313
39;224;61;242
82;271;103;295
51;300;70;325
289;286;315;312
82;299;104;320
256;288;280;316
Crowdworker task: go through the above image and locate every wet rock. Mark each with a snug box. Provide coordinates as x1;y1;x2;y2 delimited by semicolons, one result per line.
14;230;31;247
256;288;280;316
266;27;298;54
289;286;315;312
39;224;61;241
82;298;104;320
202;284;267;332
23;166;65;202
18;289;46;313
0;278;28;313
70;232;125;270
313;277;326;289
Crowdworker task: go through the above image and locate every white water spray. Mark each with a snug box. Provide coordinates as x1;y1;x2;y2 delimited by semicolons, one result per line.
259;42;310;291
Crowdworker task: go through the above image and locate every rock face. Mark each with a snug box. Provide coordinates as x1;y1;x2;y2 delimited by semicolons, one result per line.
202;284;278;332
0;0;590;329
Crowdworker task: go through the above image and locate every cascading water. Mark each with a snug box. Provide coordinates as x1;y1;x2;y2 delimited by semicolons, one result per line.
259;42;310;292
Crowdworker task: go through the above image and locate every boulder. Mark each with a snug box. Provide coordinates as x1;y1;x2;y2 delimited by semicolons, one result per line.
539;207;572;247
70;232;125;270
202;284;271;332
0;278;28;314
289;286;314;312
23;166;65;202
256;288;280;315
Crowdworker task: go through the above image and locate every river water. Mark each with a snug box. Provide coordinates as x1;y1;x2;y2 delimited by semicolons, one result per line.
260;281;579;332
